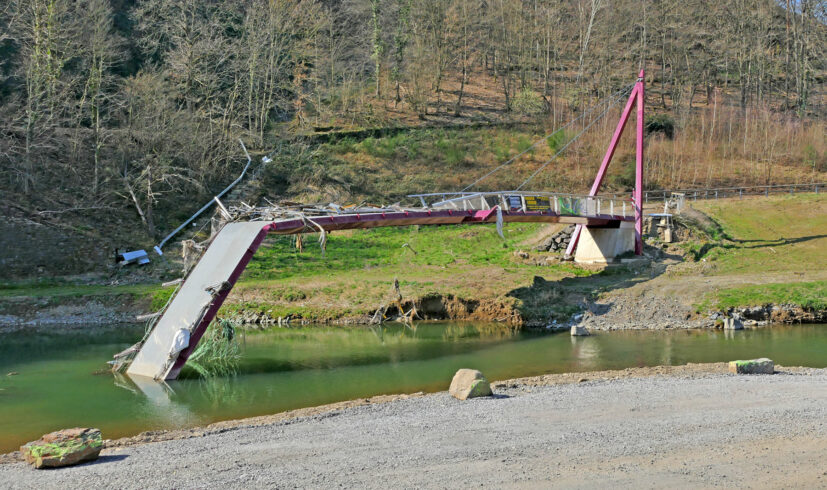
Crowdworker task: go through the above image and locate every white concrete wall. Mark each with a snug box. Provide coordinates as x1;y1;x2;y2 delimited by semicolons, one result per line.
574;222;635;264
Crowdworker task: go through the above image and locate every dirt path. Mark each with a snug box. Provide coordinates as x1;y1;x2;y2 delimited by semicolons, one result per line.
2;364;825;488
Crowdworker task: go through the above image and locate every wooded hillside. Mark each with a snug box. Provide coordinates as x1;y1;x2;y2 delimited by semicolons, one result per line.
0;0;824;241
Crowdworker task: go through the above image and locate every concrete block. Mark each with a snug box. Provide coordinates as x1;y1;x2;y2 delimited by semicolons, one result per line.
723;317;744;330
571;325;589;336
728;358;774;374
574;222;635;264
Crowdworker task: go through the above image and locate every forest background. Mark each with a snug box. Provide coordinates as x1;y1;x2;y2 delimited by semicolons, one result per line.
0;0;824;277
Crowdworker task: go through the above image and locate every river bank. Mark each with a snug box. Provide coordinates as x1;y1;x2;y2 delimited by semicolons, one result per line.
0;281;823;332
2;363;825;487
1;195;824;331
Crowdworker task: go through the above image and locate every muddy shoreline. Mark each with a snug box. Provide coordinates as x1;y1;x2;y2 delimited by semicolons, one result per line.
221;296;825;331
0;294;822;334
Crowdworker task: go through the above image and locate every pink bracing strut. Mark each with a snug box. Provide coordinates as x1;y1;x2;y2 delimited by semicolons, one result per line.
566;70;645;256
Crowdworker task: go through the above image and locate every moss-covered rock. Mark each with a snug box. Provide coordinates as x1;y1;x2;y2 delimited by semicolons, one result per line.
21;428;103;469
728;358;774;374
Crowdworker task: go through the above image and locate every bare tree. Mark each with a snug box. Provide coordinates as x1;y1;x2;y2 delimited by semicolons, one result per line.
73;0;122;196
370;0;384;97
391;0;411;106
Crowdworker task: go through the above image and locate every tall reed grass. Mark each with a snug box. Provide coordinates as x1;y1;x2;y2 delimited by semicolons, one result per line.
187;320;241;378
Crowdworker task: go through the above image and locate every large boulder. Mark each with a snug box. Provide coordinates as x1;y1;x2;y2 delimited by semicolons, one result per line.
449;369;492;400
728;358;774;374
21;428;103;469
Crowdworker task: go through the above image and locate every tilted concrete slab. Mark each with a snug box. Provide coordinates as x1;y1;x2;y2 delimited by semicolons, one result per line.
127;222;269;379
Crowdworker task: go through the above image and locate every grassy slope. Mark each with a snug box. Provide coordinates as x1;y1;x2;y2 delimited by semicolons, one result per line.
224;223;604;323
268;116;827;207
688;194;827;311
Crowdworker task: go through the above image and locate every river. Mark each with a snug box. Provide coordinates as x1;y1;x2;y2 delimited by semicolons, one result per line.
1;322;825;453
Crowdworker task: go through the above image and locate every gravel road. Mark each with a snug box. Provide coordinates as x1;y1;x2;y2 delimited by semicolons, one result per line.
2;367;825;488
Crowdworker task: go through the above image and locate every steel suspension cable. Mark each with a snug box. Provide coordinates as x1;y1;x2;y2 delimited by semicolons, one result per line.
459;84;634;192
515;86;632;191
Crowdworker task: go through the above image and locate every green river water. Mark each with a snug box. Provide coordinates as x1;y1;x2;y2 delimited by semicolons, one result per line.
1;322;825;453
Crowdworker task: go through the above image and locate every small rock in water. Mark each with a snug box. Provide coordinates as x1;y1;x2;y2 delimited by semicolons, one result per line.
571;325;589;336
449;369;493;400
21;428;103;469
728;358;774;375
723;317;743;330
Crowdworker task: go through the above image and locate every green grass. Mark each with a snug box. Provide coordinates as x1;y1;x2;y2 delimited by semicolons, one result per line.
291;125;555;202
681;195;826;313
184;320;241;378
688;194;827;275
150;286;178;311
229;222;602;322
244;223;543;281
0;279;165;316
696;281;827;312
546;130;569;152
0;281;158;300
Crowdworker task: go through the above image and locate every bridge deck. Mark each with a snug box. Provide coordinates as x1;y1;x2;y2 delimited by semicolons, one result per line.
127;194;634;380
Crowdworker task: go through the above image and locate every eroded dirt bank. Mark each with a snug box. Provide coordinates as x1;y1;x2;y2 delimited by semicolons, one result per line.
1;363;825;488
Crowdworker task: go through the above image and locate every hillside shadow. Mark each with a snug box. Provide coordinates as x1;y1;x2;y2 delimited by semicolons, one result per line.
688;234;826;261
507;247;684;323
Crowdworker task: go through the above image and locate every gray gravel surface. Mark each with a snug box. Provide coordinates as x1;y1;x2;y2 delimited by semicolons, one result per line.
2;370;825;489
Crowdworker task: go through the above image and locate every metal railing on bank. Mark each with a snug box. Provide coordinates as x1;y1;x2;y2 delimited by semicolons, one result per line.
642;183;824;203
591;183;824;204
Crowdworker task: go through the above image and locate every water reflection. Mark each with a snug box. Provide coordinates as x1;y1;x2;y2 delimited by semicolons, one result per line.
115;373;195;425
570;336;602;370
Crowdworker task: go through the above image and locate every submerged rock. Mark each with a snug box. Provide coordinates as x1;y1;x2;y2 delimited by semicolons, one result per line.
449;369;492;400
728;358;774;375
21;428;103;469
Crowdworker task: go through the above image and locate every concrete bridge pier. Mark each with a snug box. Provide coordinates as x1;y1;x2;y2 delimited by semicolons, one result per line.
574;222;636;264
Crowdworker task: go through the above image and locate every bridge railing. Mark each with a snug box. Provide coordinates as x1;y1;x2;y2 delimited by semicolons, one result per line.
411;191;635;219
592;182;824;204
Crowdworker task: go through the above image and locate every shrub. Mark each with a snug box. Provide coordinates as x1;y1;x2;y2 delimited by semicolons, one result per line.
645;113;675;139
512;87;545;115
436;137;467;167
546;130;568;153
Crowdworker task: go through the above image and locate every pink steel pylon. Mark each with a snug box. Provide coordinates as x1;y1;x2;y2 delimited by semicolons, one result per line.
566;70;645;256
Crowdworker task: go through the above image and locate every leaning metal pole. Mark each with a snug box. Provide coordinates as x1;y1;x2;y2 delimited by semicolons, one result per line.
153;139;254;256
